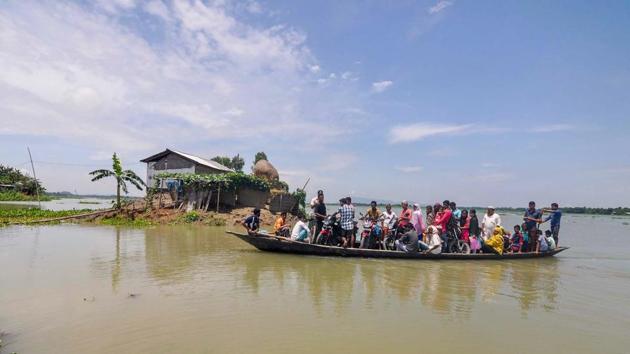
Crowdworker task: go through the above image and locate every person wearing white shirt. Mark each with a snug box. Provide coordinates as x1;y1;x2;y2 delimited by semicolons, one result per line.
420;226;442;254
381;204;397;232
481;206;501;241
291;216;311;242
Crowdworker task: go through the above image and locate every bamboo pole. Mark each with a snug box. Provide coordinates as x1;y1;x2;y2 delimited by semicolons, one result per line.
216;185;221;213
27;147;41;209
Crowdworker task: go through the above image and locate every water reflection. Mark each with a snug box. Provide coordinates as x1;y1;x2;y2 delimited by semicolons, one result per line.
234;250;560;319
92;225;560;319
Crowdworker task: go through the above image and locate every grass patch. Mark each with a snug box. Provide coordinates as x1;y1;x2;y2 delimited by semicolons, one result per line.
98;216;153;227
78;201;101;204
0;191;52;202
172;211;226;226
0;208;92;225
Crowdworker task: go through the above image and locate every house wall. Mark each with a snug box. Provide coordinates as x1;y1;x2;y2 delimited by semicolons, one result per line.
145;152;227;188
195;165;225;175
147;163;194;188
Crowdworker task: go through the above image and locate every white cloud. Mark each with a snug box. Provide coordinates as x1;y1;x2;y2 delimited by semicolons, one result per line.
396;166;422;173
371;80;393;93
0;1;359;154
143;0;170;22
530;124;574;133
428;1;453;15
309;65;320;73
389;122;472;143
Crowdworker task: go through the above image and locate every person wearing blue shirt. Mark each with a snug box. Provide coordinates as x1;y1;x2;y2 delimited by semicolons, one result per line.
242;208;261;235
542;202;562;246
450;201;461;222
523;201;542;252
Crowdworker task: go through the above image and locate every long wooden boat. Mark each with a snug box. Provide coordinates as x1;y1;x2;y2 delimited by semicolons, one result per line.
226;231;569;260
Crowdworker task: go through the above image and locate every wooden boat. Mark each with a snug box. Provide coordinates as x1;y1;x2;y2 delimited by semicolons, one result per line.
226;231;569;260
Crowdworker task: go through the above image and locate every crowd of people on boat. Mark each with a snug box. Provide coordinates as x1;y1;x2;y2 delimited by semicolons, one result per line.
241;190;563;255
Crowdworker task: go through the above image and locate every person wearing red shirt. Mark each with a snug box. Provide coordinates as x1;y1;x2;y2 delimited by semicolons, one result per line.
398;200;412;229
434;200;452;235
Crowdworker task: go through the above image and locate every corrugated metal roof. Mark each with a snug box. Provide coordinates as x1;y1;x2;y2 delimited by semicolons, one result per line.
140;149;234;172
171;150;234;172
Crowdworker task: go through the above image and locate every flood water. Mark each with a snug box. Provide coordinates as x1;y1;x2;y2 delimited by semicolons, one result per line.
0;198;112;211
1;213;629;353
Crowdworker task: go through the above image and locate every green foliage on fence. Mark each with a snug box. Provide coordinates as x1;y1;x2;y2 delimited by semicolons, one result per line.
156;172;271;192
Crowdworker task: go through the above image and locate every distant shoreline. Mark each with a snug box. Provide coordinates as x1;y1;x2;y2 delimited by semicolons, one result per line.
344;203;630;216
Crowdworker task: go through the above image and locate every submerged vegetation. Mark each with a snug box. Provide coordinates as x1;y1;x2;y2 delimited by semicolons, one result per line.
0;208;92;225
98;216;154;227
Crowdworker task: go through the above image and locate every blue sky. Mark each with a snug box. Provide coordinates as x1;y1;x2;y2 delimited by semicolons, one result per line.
1;0;629;207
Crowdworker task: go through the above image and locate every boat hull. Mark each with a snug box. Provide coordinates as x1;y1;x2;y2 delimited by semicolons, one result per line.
226;231;568;260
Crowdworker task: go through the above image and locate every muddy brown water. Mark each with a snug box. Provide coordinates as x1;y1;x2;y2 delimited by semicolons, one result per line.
1;213;629;353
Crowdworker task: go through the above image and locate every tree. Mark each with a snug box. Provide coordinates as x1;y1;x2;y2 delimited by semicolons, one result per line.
211;154;244;172
254;151;268;164
211;156;232;168
0;164;45;195
253;151;268;166
230;154;244;172
89;153;146;209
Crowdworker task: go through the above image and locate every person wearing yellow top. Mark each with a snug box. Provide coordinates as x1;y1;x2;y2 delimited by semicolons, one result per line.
274;212;290;237
482;225;507;255
364;201;382;222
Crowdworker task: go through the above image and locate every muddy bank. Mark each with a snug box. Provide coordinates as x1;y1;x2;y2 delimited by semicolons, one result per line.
1;197;298;228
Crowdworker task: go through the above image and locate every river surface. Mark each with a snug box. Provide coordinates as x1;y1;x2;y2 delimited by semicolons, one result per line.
0;198;113;211
1;213;629;353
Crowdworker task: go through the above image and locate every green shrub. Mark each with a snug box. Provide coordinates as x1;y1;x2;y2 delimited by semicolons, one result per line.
156;172;271;192
183;211;201;222
0;191;52;201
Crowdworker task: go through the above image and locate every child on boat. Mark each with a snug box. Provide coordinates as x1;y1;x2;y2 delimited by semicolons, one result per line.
273;211;290;237
545;229;557;250
521;223;529;251
535;229;549;253
511;225;524;253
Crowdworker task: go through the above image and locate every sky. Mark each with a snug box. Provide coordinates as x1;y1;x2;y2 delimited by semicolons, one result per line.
1;0;629;207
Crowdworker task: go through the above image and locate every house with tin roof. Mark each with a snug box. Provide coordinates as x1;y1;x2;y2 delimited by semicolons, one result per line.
140;149;233;188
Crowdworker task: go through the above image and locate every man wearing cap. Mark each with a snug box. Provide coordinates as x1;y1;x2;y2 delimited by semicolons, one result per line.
481;206;501;241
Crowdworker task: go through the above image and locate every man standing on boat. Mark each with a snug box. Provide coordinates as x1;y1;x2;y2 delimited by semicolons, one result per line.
541;202;562;246
523;201;542;251
338;197;355;248
434;200;452;237
481;206;501;241
398;200;412;229
312;190;327;240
